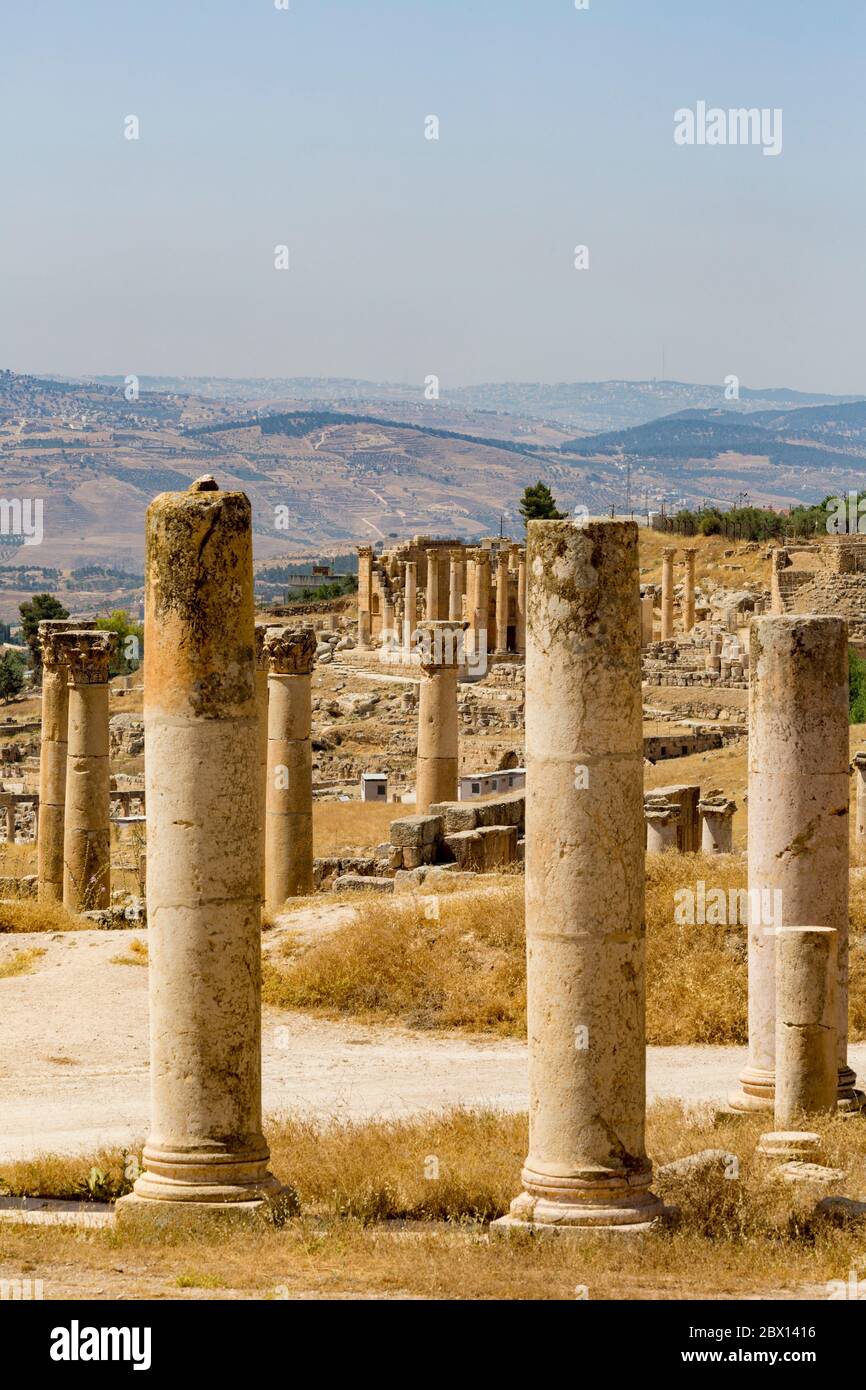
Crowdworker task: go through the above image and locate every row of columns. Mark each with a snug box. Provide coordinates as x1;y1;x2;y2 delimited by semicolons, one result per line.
660;546;697;640
645;795;736;853
37;621;117;912
112;497;858;1232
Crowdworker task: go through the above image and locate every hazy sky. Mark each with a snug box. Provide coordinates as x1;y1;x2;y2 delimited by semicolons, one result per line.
3;1;863;392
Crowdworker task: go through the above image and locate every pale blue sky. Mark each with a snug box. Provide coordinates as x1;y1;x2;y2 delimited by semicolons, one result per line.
2;0;863;391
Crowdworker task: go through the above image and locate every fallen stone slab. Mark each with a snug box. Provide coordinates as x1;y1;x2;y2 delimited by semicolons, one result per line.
332;875;394;894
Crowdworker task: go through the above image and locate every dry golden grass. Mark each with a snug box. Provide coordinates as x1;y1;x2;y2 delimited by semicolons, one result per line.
638;531;773;591
312;800;397;855
110;937;148;967
2;1104;866;1299
0;945;45;978
263;882;524;1033
0;899;85;933
263;855;866;1045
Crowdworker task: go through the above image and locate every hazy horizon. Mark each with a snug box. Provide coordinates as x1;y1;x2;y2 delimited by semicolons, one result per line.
4;0;864;393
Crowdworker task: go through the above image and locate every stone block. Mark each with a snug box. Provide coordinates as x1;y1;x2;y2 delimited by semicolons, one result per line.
332;875;394;894
389;814;443;847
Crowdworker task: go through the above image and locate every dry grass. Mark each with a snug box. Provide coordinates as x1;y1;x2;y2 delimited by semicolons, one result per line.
2;1103;866;1299
110;937;148;967
0;899;87;933
0;945;45;979
312;800;397;855
263;855;866;1045
263;882;524;1033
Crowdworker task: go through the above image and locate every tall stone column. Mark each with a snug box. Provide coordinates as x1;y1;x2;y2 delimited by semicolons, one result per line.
516;549;527;655
62;630;116;912
4;798;14;844
494;548;510;654
640;592;654;647
117;476;282;1226
448;552;464;622
472;552;491;666
357;546;373;648
423;550;435;621
264;626;316;910
381;588;396;649
415;620;462;814
495;520;663;1235
660;547;675;640
730;616;859;1113
682;549;696;632
254;625;269;901
699;797;736;853
852;751;866;847
37;619;98;903
403;560;417;654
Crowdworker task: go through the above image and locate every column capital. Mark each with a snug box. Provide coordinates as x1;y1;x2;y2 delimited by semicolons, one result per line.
263;625;317;676
60;629;117;684
698;797;736;818
416;619;466;671
851;752;866;773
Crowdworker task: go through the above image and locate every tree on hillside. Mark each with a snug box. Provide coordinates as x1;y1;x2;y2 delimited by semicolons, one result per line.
96;610;144;677
19;593;69;672
0;650;25;704
519;481;566;527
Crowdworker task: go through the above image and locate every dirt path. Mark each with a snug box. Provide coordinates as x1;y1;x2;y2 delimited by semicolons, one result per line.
3;927;865;1163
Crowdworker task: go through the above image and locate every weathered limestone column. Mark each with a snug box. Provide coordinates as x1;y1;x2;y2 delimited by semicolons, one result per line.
357;545;373;648
448;552;464;622
381;588;396;649
264;626;316;910
640;592;654;647
774;927;838;1128
682;549;696;632
495;519;663;1235
495;548;510;654
62;630;116;912
699;797;736;853
645;801;680;853
730;616;859;1113
852;751;866;846
254;625;269;900
37;620;97;902
117;476;282;1226
660;547;675;640
415;620;462;814
516;548;527;655
425;550;440;621
472;552;491;665
4;798;14;844
403;560;417;654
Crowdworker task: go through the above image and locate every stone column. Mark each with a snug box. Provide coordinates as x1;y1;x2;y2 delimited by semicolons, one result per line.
852;752;866;847
516;549;527;655
4;798;14;845
381;588;396;649
264;626;316;910
645;801;680;853
37;620;96;903
62;630;116;912
472;551;491;666
495;548;510;654
773;927;838;1129
415;620;462;814
640;592;654;647
660;547;675;640
403;560;417;654
425;550;440;621
448;552;464;622
117;476;282;1227
682;549;696;632
495;519;663;1235
357;546;373;647
699;797;736;853
254;625;269;901
731;616;859;1113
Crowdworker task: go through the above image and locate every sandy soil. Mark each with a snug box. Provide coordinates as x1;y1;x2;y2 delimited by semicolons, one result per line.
3;923;865;1163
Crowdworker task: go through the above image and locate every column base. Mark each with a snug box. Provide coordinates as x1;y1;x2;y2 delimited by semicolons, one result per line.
115;1190;288;1232
756;1130;822;1161
491;1185;667;1238
730;1066;864;1116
